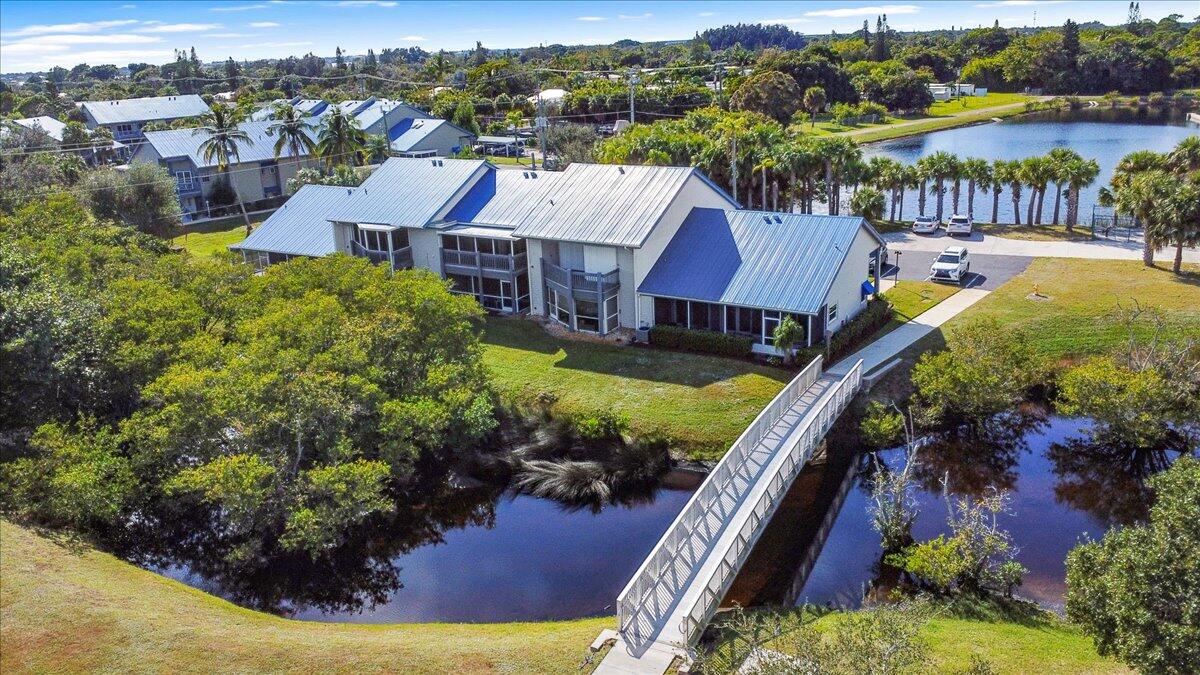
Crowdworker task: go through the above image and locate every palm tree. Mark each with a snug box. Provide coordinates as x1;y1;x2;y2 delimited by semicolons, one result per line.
1020;156;1054;225
1167;135;1200;175
961;158;990;220
194;104;254;232
1047;148;1082;225
898;164;918;222
914;156;935;216
814;137;859;216
1003;160;1024;226
924;151;957;222
867;157;903;223
316;108;368;170
362;134;391;164
1061;157;1100;231
1156;176;1200;274
946;155;964;215
1103;150;1167;264
267;103;316;183
989;159;1007;224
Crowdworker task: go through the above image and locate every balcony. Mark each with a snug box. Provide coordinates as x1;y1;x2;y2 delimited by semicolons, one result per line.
175;177;201;196
541;258;619;298
441;248;528;275
351;240;413;271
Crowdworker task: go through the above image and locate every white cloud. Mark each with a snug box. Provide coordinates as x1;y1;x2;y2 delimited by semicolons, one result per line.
4;47;174;71
241;40;311;47
974;0;1068;6
2;19;139;37
119;4;136;8
137;23;224;33
398;35;427;41
577;16;606;22
206;32;256;38
210;3;268;11
618;12;653;20
760;17;814;24
804;4;921;18
3;33;163;46
249;21;280;27
698;12;717;17
336;1;398;6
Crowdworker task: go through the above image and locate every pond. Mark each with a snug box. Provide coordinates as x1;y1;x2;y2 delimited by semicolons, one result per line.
863;106;1199;224
731;414;1194;614
152;472;697;623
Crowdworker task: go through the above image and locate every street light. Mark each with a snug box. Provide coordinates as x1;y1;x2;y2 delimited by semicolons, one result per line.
893;250;902;283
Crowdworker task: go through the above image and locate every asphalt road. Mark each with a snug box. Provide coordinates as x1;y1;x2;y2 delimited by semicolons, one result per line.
881;247;1033;291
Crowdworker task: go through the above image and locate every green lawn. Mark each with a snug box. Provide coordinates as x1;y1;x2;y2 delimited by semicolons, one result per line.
0;520;609;675
884;280;960;326
170;215;261;257
481;317;791;460
975;222;1095;242
842;94;1037;143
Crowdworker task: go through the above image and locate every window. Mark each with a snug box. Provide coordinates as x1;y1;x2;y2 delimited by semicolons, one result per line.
654;297;678;326
763;310;781;346
828;304;839;323
576;300;600;333
440;234;459;250
548;288;571;327
390;229;408;250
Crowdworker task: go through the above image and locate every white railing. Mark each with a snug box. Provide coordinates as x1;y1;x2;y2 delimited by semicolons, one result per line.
675;359;863;644
615;356;825;641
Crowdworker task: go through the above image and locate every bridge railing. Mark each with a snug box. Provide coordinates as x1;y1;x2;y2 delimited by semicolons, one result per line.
675;359;863;645
616;355;825;640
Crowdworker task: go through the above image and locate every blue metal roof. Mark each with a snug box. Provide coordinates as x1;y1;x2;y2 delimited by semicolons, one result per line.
510;163;738;247
638;208;880;314
139;119;318;168
325;157;487;227
444;169;560;227
82;95;209;125
229;185;356;257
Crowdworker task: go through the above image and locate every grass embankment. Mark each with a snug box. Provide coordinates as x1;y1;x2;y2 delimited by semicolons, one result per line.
170;215;260;257
882;281;960;330
842;94;1037;143
0;520;608;674
974;222;1095;242
482;317;791;460
1;520;1125;674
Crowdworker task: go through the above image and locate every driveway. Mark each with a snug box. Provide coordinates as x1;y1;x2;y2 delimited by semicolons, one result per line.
881;249;1032;291
882;229;1200;264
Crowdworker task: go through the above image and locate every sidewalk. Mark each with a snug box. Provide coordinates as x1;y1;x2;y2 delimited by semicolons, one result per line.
881;231;1200;263
826;288;991;377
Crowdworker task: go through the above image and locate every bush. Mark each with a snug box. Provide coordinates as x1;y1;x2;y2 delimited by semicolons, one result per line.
827;297;893;363
648;324;753;358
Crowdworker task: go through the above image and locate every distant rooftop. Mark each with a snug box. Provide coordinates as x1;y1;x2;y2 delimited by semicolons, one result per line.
230;184;355;257
140;119;319;168
81;94;210;126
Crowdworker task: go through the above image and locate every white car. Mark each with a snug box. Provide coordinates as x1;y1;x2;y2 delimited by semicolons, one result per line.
946;214;973;236
911;215;940;234
930;246;971;285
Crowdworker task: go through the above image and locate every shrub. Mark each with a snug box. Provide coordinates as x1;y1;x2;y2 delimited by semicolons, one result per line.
827;297;893;363
648;324;753;358
1056;356;1177;449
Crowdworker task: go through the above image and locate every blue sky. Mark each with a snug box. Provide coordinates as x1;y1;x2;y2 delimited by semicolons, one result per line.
2;1;1196;73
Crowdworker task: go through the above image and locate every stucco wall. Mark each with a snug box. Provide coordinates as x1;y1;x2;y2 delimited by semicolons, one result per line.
526;239;545;316
408;228;443;275
821;226;880;335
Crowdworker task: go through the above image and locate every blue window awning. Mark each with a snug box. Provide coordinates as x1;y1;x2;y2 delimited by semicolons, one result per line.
861;280;876;298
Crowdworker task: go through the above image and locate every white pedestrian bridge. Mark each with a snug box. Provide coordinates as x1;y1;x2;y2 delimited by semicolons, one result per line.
594;356;864;674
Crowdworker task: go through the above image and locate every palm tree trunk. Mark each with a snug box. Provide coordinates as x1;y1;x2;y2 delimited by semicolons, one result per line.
1012;188;1022;226
1036;189;1046;225
918;180;927;215
789;170;796;212
992;190;1000;224
952;180;961;214
1025;188;1035;226
1143;230;1155;267
967;180;976;218
935;179;945;221
1052;183;1063;224
1174;240;1183;274
825;161;834;214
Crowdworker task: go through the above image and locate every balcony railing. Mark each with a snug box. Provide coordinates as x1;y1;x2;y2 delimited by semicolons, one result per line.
541;258;620;296
441;248;528;273
175;178;200;195
351;240;413;271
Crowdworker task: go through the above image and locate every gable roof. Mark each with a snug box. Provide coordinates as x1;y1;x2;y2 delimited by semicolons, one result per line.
81;95;209;125
638;208;884;314
510;163;738;247
140;119;318;168
354;99;432;132
229;185;354;257
444;169;561;227
325;156;487;227
388;117;472;152
13;116;67;141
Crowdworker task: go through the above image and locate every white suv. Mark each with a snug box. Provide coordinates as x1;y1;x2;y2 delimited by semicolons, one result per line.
912;215;940;234
946;214;973;236
930;246;971;285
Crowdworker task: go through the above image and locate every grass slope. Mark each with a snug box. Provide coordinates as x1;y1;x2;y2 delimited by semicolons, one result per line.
1;520;1126;674
481;317;791;459
0;520;608;674
170;215;264;258
844;94;1037;143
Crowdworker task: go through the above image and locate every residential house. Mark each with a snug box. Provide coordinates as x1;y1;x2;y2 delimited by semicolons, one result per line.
131;119;320;219
388;118;475;157
79;94;210;145
5;116;126;163
230;158;885;354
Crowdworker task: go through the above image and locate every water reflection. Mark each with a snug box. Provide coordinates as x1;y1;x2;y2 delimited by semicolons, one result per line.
137;470;695;622
768;415;1195;611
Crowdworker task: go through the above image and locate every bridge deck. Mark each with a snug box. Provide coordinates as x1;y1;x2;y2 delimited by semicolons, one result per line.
597;361;860;674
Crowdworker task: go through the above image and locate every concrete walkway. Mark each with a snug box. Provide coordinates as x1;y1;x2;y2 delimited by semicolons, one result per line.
826;288;991;377
882;230;1200;263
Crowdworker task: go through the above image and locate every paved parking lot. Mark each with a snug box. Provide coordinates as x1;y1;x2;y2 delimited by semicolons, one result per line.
881;248;1032;291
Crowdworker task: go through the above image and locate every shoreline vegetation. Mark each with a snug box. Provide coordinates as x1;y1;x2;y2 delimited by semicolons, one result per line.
0;519;1127;674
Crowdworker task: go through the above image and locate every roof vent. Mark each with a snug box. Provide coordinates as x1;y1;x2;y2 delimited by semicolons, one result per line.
618;166;625;174
762;215;771;223
774;215;782;223
346;188;352;195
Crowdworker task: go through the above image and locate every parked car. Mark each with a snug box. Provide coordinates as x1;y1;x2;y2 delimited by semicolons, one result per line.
930;246;971;284
868;246;889;275
946;214;973;236
912;215;940;234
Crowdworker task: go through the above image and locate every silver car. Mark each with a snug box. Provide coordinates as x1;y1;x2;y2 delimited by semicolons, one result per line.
912;215;940;234
946;214;973;236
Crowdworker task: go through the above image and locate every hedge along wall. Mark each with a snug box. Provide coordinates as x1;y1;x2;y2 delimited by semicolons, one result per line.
648;324;754;358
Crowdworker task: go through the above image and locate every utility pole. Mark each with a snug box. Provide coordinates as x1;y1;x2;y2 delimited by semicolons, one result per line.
714;62;724;99
730;134;738;205
627;67;639;124
535;87;547;170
